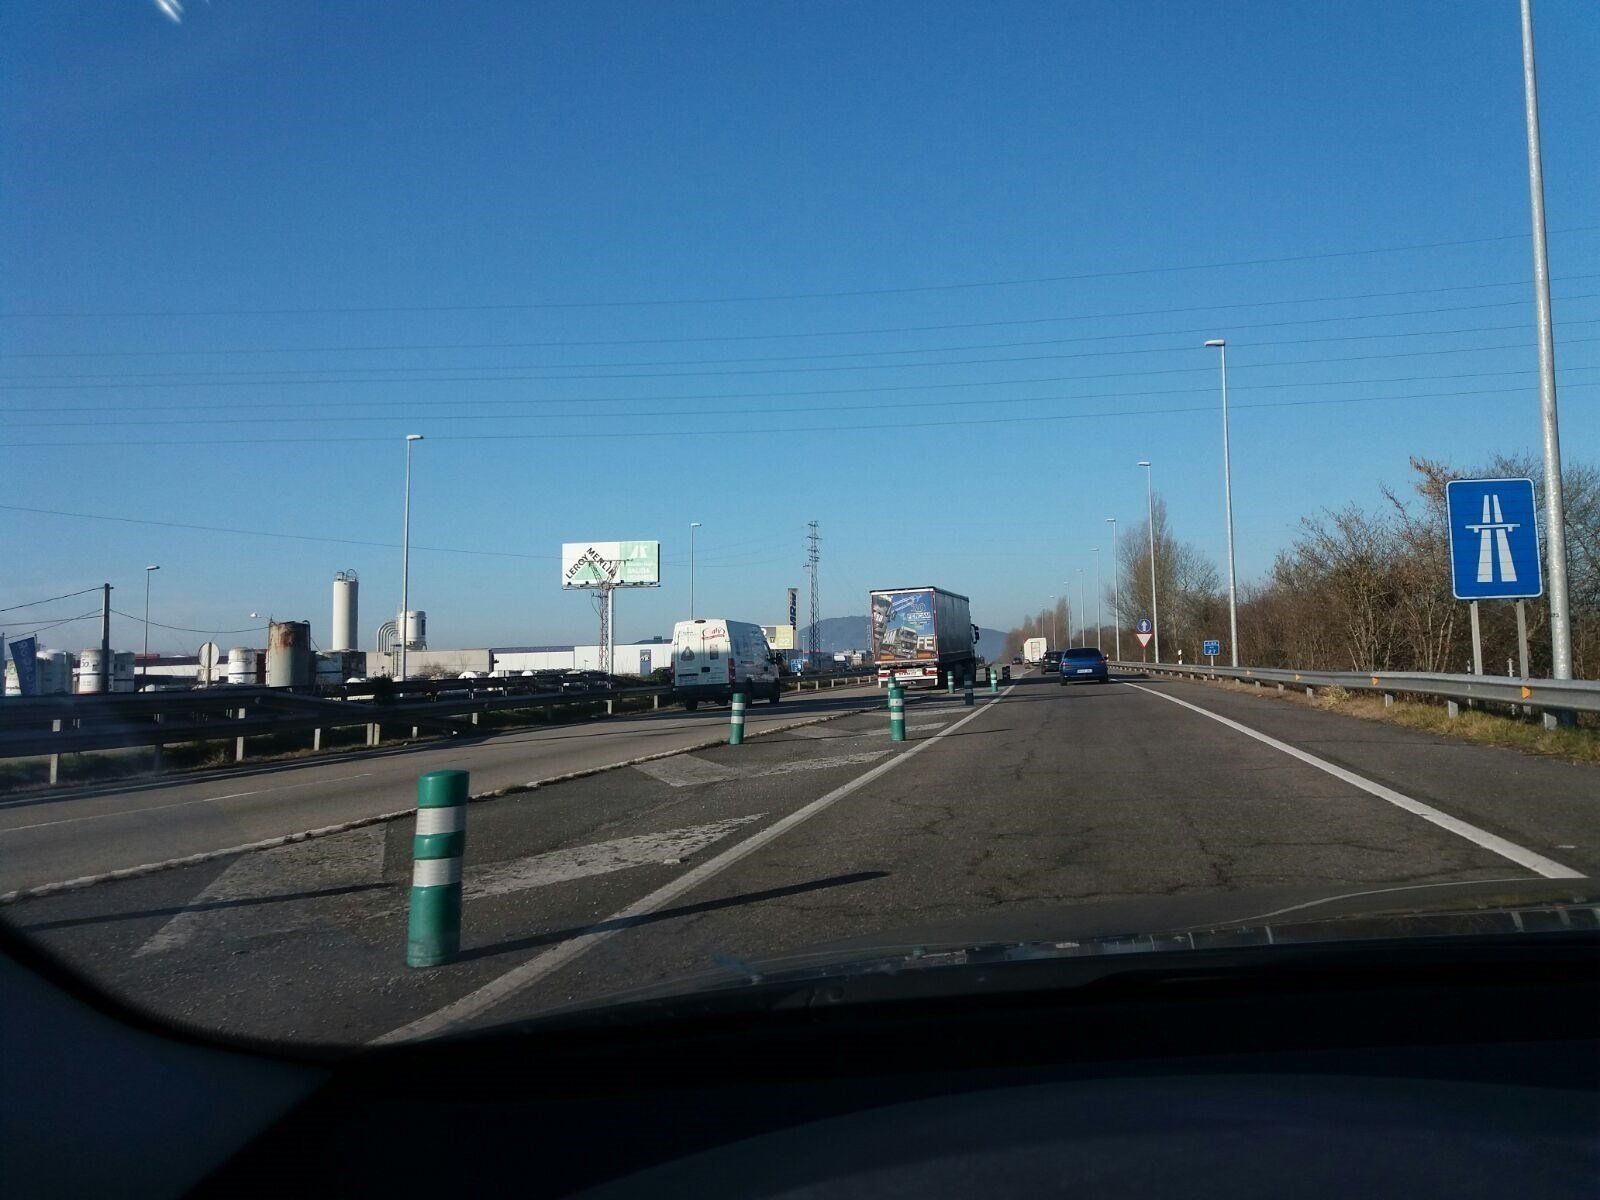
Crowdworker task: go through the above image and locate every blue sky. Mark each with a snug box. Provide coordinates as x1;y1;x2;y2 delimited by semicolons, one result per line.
3;1;1598;654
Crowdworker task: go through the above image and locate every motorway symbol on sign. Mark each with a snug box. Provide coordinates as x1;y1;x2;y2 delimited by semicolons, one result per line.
1136;618;1153;634
1135;631;1153;648
1445;478;1543;601
1202;639;1221;657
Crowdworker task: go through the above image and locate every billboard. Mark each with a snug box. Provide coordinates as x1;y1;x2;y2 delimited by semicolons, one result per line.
871;589;936;662
561;540;661;589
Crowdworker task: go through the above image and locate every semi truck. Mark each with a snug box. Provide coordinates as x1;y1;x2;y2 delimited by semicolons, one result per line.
1022;636;1048;664
869;586;977;688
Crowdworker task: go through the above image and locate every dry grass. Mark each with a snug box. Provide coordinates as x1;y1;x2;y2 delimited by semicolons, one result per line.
1213;677;1600;766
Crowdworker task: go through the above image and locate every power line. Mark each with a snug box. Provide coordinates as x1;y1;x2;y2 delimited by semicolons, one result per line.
4;225;1597;319
109;608;263;635
6;302;1600;392
10;290;1599;387
0;585;102;613
8;273;1600;364
8;610;100;640
9;363;1600;431
0;504;552;560
7;376;1597;450
7;344;1597;418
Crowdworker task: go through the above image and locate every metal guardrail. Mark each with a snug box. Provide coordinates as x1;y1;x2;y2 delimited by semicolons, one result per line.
0;669;879;766
1110;661;1600;715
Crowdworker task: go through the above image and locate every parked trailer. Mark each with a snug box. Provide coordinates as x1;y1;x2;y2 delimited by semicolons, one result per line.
869;586;976;688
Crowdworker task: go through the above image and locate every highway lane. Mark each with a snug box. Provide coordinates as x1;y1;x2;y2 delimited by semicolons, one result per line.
0;681;885;895
5;672;1595;1044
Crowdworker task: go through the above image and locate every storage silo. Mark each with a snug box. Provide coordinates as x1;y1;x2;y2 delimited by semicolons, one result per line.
76;647;106;694
331;570;358;652
402;610;427;649
227;647;257;686
266;620;314;687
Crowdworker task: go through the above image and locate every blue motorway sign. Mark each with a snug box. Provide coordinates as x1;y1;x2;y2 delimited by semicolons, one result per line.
1445;478;1543;601
1202;639;1221;657
1136;618;1153;634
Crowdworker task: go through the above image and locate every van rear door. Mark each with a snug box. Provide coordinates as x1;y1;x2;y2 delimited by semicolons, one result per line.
673;622;706;687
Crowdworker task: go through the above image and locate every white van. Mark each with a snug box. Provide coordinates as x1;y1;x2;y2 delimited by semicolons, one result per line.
671;618;781;710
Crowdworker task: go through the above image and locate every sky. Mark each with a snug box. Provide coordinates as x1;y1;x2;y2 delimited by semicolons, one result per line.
3;0;1598;656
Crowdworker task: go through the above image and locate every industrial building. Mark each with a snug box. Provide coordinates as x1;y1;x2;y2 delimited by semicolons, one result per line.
386;638;673;679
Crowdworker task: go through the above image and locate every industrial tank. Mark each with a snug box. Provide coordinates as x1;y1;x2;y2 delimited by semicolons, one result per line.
331;570;359;652
76;647;106;694
227;647;259;686
402;610;427;649
267;620;314;687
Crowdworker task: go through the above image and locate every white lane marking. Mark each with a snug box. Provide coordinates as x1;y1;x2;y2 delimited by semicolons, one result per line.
751;750;891;776
631;755;741;788
372;684;1017;1044
1125;683;1583;880
465;816;763;899
0;773;377;836
134;826;384;957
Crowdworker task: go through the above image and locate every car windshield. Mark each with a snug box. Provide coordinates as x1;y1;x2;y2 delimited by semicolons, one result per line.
2;2;1597;1050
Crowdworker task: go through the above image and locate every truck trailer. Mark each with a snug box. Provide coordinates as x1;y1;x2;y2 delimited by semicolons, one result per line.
1022;636;1048;664
869;586;976;688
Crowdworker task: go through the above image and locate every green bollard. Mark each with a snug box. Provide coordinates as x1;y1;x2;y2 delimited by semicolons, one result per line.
406;769;469;968
888;684;906;741
963;671;975;707
946;669;956;695
989;666;998;694
729;690;747;745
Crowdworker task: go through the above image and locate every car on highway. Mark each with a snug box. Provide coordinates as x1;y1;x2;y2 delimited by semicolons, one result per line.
1041;649;1064;674
1011;655;1023;665
1059;646;1109;684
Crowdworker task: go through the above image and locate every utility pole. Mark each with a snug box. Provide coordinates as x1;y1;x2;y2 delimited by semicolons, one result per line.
99;582;112;693
1205;339;1241;667
1520;0;1573;682
1091;548;1102;651
1139;461;1161;663
1107;517;1121;660
805;522;821;671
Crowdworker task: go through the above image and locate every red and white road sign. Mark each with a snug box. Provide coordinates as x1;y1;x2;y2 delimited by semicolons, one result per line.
1135;631;1154;648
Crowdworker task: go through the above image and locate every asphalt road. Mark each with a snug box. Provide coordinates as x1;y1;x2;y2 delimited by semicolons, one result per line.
0;681;883;895
5;672;1595;1046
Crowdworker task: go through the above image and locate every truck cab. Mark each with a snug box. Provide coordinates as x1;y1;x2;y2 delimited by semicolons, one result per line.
671;619;782;710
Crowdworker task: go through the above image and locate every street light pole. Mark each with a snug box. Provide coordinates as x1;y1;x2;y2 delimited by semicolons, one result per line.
399;434;423;682
1049;596;1059;649
142;565;160;681
1139;461;1160;663
1074;573;1084;647
1520;0;1573;681
1205;340;1241;667
689;522;702;618
1106;517;1121;661
1091;548;1102;651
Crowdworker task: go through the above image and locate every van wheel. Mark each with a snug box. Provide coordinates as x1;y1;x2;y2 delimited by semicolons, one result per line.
683;700;698;712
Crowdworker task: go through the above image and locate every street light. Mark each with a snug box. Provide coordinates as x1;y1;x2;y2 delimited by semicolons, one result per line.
689;522;702;618
141;565;160;680
1106;518;1121;661
1205;339;1240;667
1520;0;1573;682
399;434;423;682
1090;548;1102;651
1138;461;1160;663
1049;596;1059;648
1073;574;1084;647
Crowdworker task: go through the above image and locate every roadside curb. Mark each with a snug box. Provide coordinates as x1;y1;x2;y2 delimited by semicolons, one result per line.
0;692;890;906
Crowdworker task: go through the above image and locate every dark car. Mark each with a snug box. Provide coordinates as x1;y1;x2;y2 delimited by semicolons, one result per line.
1041;649;1064;673
1011;655;1023;665
1059;646;1109;684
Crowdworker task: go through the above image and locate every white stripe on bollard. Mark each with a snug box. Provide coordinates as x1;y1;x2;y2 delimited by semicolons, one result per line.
412;856;463;888
415;807;467;836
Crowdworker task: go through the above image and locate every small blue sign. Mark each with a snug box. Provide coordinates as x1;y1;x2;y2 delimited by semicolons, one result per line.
1445;478;1543;601
1136;618;1153;634
1202;639;1221;657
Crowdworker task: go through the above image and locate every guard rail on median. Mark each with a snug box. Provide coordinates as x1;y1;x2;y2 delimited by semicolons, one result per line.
1109;661;1600;717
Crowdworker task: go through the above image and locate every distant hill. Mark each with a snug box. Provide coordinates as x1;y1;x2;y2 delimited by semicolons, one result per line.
800;615;1008;662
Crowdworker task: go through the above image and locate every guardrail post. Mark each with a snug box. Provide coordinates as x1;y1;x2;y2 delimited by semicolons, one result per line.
1542;711;1559;731
606;698;614;715
49;719;61;785
653;694;660;710
1383;693;1395;708
963;671;975;707
1276;683;1285;694
406;769;469;968
1305;686;1314;698
1447;700;1461;720
888;683;906;741
313;728;324;752
728;690;747;745
235;708;248;762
